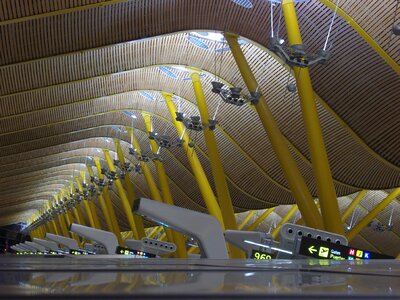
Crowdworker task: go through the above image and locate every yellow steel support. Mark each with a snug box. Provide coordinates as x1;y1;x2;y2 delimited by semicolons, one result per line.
163;92;225;228
347;188;400;241
142;113;187;258
247;208;275;231
281;0;343;235
57;214;70;237
272;205;298;239
94;156;124;244
45;222;53;234
80;170;102;229
238;211;256;230
113;139;146;239
74;178;97;229
224;33;323;230
65;210;81;244
103;186;124;245
190;73;244;258
104;150;141;244
341;190;367;223
51;219;60;235
148;226;161;239
128;128;174;244
88;163;112;232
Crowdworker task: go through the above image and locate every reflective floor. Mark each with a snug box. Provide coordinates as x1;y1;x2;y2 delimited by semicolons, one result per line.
0;256;399;299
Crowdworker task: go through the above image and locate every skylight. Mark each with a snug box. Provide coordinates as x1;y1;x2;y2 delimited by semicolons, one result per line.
139;91;155;101
230;0;253;9
187;35;209;50
158;66;178;79
123;111;137;119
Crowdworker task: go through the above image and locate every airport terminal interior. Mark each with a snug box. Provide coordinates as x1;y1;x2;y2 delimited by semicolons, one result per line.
0;0;399;298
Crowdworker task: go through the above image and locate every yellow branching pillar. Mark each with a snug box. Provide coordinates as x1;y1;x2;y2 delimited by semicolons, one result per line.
142;113;187;258
104;149;141;245
341;190;367;223
281;0;342;234
247;208;275;231
191;72;245;258
238;211;256;230
93;157;124;245
74;178;98;229
128;129;174;244
87;164;113;233
272;205;298;239
113;138;146;239
163;92;225;228
224;33;323;230
80;170;102;229
347;188;400;241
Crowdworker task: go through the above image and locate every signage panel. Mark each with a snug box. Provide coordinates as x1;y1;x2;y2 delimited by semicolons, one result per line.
115;246;156;258
250;249;275;260
299;236;394;260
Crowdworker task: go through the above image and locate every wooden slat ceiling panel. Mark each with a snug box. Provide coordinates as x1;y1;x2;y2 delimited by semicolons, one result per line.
339;0;400;63
0;0;108;21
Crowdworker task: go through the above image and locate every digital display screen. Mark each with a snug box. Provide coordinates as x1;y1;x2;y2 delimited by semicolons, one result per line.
250;250;275;260
116;246;156;258
299;236;394;260
69;249;92;255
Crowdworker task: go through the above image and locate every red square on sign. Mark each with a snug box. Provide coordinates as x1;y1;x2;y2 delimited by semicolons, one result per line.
349;249;355;256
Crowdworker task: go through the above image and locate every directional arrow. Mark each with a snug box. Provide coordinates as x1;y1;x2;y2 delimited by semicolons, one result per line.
308;245;317;254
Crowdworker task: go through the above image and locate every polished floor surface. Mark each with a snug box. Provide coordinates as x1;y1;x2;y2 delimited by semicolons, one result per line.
0;256;399;299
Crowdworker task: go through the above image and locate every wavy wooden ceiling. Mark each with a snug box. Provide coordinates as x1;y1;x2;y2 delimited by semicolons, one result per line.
0;0;399;251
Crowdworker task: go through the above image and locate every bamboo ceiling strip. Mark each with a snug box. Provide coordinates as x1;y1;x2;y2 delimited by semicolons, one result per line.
338;0;400;63
0;0;109;22
0;185;65;202
0;1;396;166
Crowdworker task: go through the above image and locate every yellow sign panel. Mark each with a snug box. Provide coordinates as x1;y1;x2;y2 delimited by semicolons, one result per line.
318;246;329;258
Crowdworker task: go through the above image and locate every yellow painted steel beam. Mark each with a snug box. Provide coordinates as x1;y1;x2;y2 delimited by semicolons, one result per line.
272;205;298;239
149;226;163;239
142;113;187;258
224;33;323;230
318;0;399;76
74;178;96;229
190;73;244;258
51;219;60;235
57;214;70;237
65;210;81;244
247;208;275;231
281;1;343;235
163;92;225;228
127;129;174;244
113;139;145;239
104;149;141;244
87;164;113;232
78;170;102;229
94;157;124;245
341;190;367;223
347;188;400;241
238;211;256;230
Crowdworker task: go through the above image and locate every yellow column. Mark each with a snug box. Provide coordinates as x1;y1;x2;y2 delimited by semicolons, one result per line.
74;178;97;229
57;214;70;237
281;0;342;235
51;219;60;235
247;208;275;231
94;157;124;245
238;211;256;230
103;149;140;244
128;129;174;244
224;33;323;230
163;92;225;228
45;222;53;234
347;188;400;241
148;226;161;239
191;72;245;258
341;190;367;223
80;170;102;229
142;113;187;258
65;210;81;244
113;139;146;239
272;205;298;239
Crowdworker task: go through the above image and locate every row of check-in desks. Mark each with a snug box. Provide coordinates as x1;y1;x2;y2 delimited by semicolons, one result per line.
4;198;399;298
